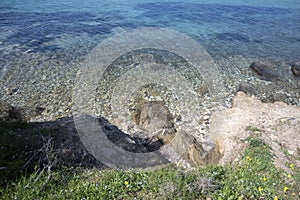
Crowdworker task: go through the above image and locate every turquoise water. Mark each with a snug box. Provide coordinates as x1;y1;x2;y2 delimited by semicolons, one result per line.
0;0;300;113
1;0;300;60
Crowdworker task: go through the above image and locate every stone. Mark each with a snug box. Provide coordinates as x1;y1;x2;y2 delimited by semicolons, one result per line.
0;101;23;122
290;62;300;76
0;101;45;122
22;106;45;121
132;53;155;64
238;82;257;96
130;101;223;167
249;61;279;81
133;101;176;144
169;130;222;167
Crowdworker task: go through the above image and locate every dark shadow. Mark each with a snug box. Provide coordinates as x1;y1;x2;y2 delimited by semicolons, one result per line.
98;116;163;152
0;111;165;186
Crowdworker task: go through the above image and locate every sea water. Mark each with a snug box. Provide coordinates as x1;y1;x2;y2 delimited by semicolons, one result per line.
1;0;300;59
0;0;299;117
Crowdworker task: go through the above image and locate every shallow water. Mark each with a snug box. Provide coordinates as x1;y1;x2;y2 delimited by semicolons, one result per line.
0;0;299;120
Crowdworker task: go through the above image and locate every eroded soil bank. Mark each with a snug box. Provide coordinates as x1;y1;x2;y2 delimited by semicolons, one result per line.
210;91;300;172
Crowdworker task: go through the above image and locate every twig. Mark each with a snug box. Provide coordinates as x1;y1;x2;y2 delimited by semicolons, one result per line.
23;136;56;190
40;165;52;192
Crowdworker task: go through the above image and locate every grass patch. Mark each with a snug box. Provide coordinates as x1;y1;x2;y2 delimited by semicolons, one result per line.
1;134;299;199
245;126;262;133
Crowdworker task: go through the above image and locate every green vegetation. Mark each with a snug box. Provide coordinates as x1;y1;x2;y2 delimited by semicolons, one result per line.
1;124;300;199
245;126;262;133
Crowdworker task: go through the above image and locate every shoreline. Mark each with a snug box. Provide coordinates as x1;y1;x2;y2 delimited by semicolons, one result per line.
1;54;299;123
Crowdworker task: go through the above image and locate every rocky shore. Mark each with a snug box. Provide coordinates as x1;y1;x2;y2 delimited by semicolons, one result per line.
1;91;299;171
1;52;300;170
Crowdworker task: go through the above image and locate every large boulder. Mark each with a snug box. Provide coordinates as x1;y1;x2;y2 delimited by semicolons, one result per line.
133;101;176;144
168;130;222;167
131;101;222;167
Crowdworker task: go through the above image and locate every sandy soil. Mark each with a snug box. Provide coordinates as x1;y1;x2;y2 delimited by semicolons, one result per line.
210;92;300;172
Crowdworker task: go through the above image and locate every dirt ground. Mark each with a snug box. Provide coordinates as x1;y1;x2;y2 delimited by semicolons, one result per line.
210;92;300;172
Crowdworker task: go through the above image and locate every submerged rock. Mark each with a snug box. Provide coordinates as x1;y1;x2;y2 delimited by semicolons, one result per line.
237;82;257;96
0;101;23;122
290;62;300;77
249;61;279;81
0;101;44;122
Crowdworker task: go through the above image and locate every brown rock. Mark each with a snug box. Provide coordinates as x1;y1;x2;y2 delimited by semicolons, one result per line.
133;101;176;144
132;101;223;167
169;130;222;167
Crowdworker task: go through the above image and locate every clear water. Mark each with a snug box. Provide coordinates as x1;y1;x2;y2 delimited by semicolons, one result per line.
0;0;299;112
1;0;300;59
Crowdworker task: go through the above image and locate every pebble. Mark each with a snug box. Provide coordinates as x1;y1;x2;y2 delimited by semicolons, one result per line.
203;115;210;120
1;47;299;140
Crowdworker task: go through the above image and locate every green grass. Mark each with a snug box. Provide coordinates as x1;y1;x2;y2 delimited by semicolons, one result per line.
1;133;300;200
245;126;262;133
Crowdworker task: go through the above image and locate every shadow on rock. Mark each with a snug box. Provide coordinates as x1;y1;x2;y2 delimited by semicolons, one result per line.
0;111;165;185
0;101;223;185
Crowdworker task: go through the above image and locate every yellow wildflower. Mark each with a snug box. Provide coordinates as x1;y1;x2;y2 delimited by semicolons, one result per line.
246;156;252;161
289;163;294;170
258;186;263;192
262;177;267;181
124;181;129;185
274;196;278;200
287;174;292;178
283;186;289;192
